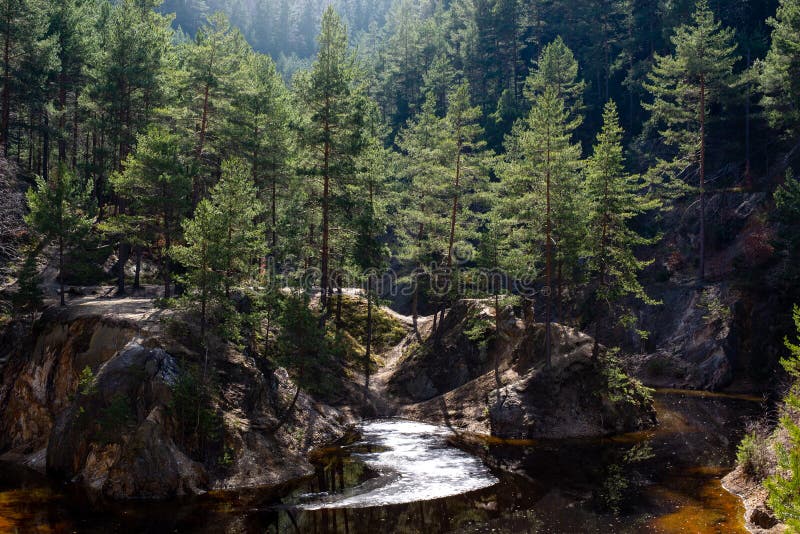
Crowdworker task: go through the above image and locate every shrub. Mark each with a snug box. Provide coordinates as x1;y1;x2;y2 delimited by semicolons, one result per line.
170;362;222;459
737;431;770;480
698;288;730;324
765;305;800;529
77;366;97;396
95;394;134;444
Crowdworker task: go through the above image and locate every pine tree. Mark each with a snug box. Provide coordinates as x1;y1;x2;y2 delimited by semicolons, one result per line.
523;36;586;121
353;144;390;402
585;101;659;356
443;82;486;270
395;93;448;333
93;0;173;174
774;171;800;285
759;0;800;138
25;166;93;306
643;0;738;281
172;158;263;340
213;158;264;299
12;250;43;323
295;7;369;322
765;305;800;530
499;86;583;368
48;0;98;167
223;50;293;259
172;189;222;341
0;0;49;157
396;85;487;332
181;12;248;204
110;126;192;297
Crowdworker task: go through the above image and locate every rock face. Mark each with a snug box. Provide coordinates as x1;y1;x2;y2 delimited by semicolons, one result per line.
390;301;656;439
0;310;135;467
387;301;510;402
0;302;350;499
46;343;208;498
625;191;797;392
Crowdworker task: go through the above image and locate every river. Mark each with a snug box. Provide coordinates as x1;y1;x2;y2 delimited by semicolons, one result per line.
0;389;763;533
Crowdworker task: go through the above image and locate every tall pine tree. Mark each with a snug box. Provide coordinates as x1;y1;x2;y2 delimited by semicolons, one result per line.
643;0;738;281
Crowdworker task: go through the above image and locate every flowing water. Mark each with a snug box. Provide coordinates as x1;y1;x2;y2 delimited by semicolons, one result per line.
298;420;498;509
0;389;764;533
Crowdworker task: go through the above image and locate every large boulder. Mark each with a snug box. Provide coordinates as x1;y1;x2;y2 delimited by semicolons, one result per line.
489;327;656;439
393;302;656;439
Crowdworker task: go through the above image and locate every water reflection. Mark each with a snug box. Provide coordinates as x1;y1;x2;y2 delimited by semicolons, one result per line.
0;390;762;533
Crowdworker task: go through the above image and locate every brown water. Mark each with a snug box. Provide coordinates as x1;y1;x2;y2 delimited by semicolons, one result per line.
0;389;763;533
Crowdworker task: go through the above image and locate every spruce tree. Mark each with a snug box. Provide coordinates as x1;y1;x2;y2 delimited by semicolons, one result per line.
643;0;738;281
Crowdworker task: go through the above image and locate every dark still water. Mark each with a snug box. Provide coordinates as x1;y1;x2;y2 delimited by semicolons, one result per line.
0;389;762;533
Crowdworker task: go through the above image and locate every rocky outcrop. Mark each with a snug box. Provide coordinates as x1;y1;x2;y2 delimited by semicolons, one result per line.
45;342;208;498
0;309;136;467
723;465;785;533
0;301;350;499
631;284;736;390
390;301;656;439
626;191;796;392
489;326;656;439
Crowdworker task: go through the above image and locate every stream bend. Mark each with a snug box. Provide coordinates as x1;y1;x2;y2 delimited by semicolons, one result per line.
300;419;498;509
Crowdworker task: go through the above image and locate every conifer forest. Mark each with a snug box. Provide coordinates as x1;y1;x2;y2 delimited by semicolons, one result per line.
2;1;800;532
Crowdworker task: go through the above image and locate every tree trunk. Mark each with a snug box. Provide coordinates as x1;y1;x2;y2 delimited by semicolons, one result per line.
133;245;142;290
58;71;67;163
699;74;706;282
200;243;208;343
2;30;9;157
494;293;501;389
164;209;172;298
745;48;752;190
320;117;331;323
42;111;49;182
72;91;79;170
544;134;553;369
411;271;420;341
59;236;65;307
335;275;343;330
592;176;611;360
117;243;130;296
271;173;277;252
364;275;373;405
194;81;211;207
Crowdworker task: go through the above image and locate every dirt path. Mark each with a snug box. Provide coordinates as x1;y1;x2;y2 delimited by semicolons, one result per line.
367;314;433;416
38;285;167;331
